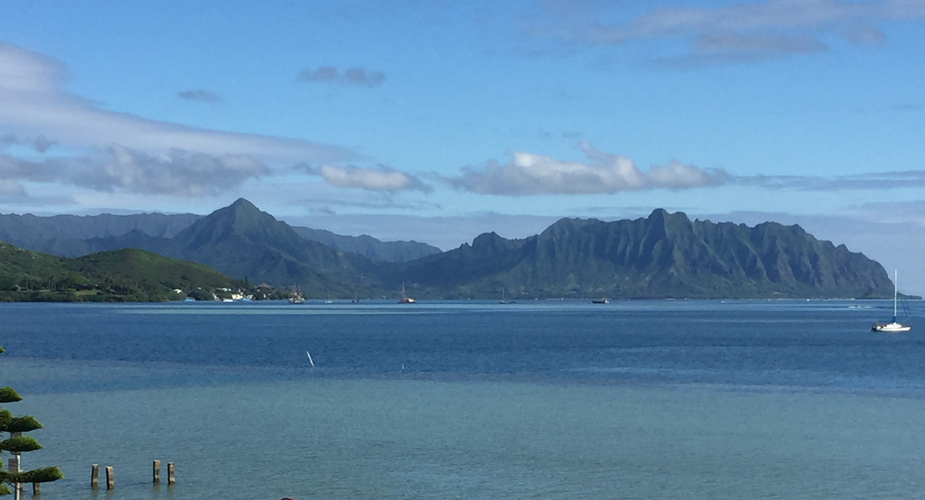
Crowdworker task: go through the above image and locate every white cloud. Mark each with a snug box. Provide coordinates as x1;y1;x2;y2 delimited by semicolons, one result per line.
1;146;270;197
299;164;431;192
0;41;350;162
445;142;727;195
80;146;271;196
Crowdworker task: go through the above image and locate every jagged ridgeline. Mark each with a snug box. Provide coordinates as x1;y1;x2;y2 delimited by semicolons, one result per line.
0;201;897;299
392;209;893;299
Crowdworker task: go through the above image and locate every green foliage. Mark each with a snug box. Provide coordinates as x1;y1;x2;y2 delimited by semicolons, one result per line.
0;466;64;484
0;389;20;404
0;242;259;302
0;436;41;453
0;416;42;434
0;347;63;493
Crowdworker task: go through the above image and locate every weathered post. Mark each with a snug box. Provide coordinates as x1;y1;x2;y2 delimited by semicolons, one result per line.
153;460;160;484
32;482;39;496
9;455;20;500
167;462;175;486
90;464;99;489
105;466;113;490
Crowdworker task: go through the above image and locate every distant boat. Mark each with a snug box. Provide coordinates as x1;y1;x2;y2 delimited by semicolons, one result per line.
399;283;415;304
872;270;912;332
289;289;305;304
591;298;610;304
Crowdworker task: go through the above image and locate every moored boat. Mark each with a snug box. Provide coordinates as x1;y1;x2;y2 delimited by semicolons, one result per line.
399;283;415;303
872;270;912;332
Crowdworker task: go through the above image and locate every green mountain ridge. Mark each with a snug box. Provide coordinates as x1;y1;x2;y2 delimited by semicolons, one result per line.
0;200;898;300
0;242;247;302
0;208;439;262
391;209;893;299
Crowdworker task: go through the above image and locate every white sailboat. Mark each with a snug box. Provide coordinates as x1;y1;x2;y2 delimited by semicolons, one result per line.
399;282;415;303
872;270;912;332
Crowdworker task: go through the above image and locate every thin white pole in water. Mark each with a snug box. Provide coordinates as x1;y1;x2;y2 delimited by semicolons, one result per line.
894;269;899;320
306;351;315;369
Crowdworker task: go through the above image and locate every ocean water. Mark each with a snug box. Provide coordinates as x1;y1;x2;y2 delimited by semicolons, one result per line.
2;299;925;499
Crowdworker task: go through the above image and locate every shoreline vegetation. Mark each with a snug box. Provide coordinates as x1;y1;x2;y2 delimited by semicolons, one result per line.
0;242;286;303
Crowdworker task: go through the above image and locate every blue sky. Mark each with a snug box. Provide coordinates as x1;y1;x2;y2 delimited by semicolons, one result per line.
1;0;924;292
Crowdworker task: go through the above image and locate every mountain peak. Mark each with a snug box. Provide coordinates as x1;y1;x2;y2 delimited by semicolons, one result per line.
647;208;689;222
228;198;260;213
178;198;291;249
541;218;600;241
210;198;272;226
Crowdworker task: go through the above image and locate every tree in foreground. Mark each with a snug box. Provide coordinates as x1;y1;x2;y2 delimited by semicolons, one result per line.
0;346;62;497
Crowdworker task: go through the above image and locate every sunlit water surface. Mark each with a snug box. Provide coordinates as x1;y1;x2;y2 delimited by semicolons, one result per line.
2;299;924;499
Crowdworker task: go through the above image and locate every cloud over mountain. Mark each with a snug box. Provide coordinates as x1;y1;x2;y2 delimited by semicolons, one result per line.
1;147;270;197
298;163;430;192
445;142;727;196
0;41;357;202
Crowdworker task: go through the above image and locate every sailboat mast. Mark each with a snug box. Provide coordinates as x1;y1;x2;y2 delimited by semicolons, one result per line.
894;269;899;320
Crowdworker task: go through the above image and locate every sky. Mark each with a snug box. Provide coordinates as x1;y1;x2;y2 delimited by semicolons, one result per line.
1;0;924;292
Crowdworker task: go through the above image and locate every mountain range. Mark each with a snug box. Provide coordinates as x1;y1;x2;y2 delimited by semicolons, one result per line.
0;199;895;299
0;210;440;262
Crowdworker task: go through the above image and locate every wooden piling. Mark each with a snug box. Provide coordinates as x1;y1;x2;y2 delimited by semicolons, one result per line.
32;482;39;496
167;462;175;486
153;460;160;484
105;466;114;490
91;464;99;489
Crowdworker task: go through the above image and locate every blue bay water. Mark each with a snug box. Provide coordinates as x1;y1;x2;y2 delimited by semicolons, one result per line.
2;299;925;499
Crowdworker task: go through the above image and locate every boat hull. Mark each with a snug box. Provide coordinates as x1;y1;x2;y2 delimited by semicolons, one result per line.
872;322;912;333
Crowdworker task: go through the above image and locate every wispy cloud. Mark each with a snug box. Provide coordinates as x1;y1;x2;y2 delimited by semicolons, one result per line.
177;89;222;103
78;146;271;196
735;170;925;190
0;133;56;152
1;146;270;197
444;142;728;196
0;41;351;162
297;163;431;192
297;66;386;87
533;0;925;64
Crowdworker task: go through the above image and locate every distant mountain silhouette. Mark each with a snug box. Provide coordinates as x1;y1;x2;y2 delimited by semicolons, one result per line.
389;209;893;299
0;204;441;263
0;202;895;299
0;212;200;257
290;226;440;262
